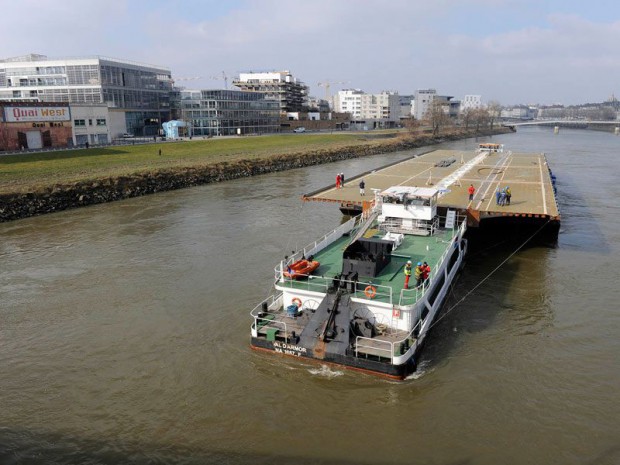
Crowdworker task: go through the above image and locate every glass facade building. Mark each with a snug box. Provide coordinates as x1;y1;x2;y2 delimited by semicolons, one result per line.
0;54;173;136
175;90;280;136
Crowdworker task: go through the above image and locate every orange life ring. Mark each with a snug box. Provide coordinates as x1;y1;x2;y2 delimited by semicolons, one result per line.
364;286;377;299
292;297;302;308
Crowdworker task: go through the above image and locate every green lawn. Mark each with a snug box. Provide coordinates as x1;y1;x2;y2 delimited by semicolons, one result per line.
0;133;398;194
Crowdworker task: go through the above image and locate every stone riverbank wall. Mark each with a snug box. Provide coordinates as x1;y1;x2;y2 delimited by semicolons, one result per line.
0;129;513;222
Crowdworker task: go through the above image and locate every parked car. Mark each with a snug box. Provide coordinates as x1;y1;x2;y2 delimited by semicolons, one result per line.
293;127;306;133
122;133;133;138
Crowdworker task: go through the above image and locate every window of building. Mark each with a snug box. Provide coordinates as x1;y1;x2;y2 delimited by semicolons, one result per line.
96;118;106;126
74;119;86;126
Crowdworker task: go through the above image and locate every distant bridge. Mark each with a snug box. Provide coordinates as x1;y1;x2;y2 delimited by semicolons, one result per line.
503;120;620;129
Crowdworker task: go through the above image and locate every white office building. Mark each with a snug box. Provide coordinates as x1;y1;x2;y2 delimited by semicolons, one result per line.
461;95;482;112
333;89;400;128
413;89;437;120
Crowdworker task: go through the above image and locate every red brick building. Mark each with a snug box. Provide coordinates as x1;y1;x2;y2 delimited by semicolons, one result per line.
0;102;73;151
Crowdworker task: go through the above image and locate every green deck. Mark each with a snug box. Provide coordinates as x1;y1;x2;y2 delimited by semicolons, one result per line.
283;224;459;304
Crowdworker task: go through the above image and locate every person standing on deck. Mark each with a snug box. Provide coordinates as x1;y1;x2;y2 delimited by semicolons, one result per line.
341;172;345;187
499;188;507;206
495;187;501;205
505;186;512;205
414;262;424;288
468;184;475;201
421;261;431;285
335;173;341;189
404;261;412;289
359;179;365;196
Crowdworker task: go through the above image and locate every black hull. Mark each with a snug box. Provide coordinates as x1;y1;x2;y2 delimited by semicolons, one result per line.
251;337;415;380
339;203;363;216
470;216;560;247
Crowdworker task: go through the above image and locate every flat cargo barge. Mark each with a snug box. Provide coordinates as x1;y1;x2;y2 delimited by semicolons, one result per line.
302;144;560;233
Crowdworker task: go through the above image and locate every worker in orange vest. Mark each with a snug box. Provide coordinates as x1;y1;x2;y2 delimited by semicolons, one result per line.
404;260;412;289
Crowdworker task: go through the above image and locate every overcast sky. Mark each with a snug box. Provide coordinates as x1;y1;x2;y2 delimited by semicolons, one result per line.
1;0;618;105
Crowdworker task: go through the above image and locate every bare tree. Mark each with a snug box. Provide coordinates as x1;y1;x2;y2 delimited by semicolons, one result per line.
425;100;452;136
486;101;502;129
404;116;422;135
461;108;474;131
470;108;489;132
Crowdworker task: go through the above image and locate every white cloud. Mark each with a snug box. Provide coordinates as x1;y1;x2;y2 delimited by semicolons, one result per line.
1;1;618;104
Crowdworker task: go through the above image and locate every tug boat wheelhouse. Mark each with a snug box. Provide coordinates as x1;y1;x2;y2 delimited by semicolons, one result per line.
250;186;467;379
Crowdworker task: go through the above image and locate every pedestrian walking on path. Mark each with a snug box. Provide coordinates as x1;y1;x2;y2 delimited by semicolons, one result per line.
468;184;475;201
335;173;341;189
359;179;365;196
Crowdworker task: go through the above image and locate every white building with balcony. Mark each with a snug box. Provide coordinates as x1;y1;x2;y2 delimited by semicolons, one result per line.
334;89;400;128
232;70;308;113
461;95;482;112
412;89;437;120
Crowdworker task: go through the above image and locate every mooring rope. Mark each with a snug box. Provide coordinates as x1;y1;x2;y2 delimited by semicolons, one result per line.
429;218;553;330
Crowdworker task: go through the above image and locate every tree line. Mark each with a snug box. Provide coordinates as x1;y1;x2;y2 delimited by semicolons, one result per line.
406;100;503;136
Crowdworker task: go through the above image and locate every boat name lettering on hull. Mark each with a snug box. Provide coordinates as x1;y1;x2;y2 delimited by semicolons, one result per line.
273;341;307;356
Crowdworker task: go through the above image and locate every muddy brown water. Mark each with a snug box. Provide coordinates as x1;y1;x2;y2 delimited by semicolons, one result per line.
1;127;619;464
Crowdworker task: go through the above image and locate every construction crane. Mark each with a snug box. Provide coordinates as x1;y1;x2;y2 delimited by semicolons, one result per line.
317;80;349;101
209;71;229;89
173;76;203;82
173;72;229;89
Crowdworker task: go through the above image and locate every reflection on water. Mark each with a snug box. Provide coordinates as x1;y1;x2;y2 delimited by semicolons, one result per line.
1;127;620;464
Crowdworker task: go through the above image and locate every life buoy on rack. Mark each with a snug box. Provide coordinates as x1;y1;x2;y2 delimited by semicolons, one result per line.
292;297;302;308
364;286;377;299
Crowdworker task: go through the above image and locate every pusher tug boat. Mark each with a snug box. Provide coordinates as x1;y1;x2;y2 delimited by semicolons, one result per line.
250;186;467;380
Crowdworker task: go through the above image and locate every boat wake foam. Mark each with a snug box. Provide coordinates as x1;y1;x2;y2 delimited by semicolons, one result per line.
404;360;433;380
308;364;344;378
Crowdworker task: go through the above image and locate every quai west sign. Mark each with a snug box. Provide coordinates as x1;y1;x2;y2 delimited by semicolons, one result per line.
4;106;71;122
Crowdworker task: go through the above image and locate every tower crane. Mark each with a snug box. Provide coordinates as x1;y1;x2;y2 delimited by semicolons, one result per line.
173;76;203;83
173;72;229;89
317;80;349;101
209;71;229;89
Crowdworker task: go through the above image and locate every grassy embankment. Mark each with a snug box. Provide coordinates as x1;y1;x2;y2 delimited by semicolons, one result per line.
0;132;400;195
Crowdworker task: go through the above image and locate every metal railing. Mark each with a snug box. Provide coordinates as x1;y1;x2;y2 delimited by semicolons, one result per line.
276;273;394;305
273;214;365;280
250;294;294;340
355;319;423;364
379;215;439;236
397;218;467;307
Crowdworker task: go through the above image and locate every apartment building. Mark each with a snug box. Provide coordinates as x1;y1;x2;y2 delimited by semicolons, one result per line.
413;89;436;120
461;95;482;112
333;89;400;128
232;71;308;114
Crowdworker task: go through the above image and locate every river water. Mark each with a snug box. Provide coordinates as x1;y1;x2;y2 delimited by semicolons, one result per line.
1;127;619;465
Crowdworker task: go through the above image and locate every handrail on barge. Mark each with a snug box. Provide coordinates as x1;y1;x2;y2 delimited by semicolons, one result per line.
355;319;423;364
